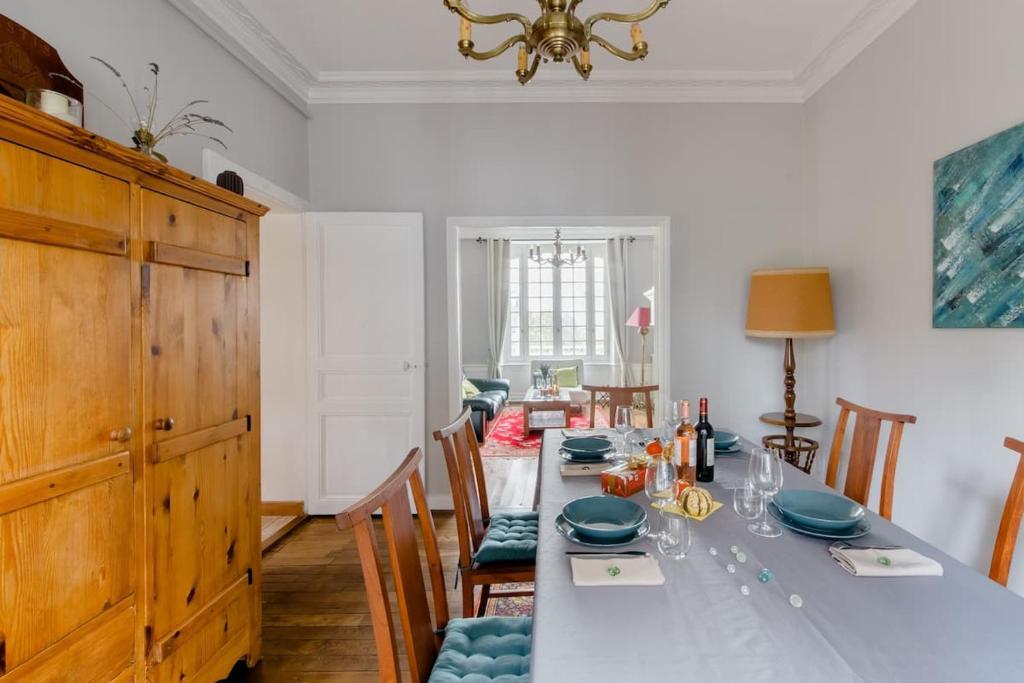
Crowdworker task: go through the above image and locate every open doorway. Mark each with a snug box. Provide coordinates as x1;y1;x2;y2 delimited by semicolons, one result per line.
446;218;671;505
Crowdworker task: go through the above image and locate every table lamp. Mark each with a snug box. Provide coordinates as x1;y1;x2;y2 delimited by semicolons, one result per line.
626;306;653;385
745;268;835;458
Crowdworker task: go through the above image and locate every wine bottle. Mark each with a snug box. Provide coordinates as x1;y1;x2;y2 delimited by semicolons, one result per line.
696;397;715;483
675;400;697;484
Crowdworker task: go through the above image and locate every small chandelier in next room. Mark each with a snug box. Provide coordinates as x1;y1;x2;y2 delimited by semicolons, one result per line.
444;0;673;84
530;229;587;268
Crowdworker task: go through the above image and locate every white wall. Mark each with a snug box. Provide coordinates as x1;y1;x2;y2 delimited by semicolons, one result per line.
3;0;310;199
804;0;1024;593
308;103;810;499
259;213;307;502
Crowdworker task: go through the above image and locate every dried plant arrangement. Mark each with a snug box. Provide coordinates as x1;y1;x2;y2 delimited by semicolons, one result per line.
86;57;231;162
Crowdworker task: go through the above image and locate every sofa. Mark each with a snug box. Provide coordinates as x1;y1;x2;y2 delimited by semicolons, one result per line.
463;377;511;443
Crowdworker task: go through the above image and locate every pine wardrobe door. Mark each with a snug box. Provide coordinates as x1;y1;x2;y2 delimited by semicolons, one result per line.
0;145;135;682
142;192;255;681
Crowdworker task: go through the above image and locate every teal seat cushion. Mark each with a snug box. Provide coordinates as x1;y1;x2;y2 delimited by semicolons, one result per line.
474;511;538;564
429;616;532;683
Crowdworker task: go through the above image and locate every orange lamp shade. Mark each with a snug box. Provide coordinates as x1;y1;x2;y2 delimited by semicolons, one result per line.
745;268;835;339
626;306;652;330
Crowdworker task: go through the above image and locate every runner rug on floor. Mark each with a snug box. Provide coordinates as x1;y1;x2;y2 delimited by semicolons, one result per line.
480;405;610;457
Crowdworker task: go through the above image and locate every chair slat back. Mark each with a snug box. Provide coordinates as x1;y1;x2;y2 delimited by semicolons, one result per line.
825;397;917;520
335;448;449;683
990;437;1024;586
583;384;659;428
433;408;489;565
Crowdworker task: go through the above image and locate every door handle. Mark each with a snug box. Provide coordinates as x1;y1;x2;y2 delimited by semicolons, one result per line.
154;417;176;431
403;361;421;371
109;427;133;443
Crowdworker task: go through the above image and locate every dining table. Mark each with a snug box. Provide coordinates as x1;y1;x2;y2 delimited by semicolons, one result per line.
531;429;1024;682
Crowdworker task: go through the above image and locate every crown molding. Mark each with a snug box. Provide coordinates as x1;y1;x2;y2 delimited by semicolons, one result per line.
796;0;918;99
309;70;803;105
167;0;313;114
171;0;917;106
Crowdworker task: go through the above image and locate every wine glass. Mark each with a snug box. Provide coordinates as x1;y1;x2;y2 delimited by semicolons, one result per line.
614;406;634;457
663;400;683;439
733;479;762;522
656;508;692;560
748;447;783;537
645;457;677;512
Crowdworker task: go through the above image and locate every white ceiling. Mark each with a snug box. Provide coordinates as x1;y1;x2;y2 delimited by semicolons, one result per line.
168;0;917;109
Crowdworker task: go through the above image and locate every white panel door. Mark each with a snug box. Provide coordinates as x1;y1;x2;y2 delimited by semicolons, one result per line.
305;212;425;514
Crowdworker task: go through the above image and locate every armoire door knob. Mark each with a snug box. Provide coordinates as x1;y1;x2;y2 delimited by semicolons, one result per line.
154;417;175;431
109;427;133;442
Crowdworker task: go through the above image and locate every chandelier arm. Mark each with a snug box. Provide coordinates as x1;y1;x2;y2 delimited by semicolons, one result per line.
568;0;584;14
590;33;647;61
571;54;591;80
444;0;533;33
462;34;529;61
518;53;541;85
584;0;670;32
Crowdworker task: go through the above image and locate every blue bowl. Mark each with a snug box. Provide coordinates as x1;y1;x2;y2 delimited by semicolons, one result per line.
561;437;613;454
773;490;865;531
715;431;740;448
561;495;647;542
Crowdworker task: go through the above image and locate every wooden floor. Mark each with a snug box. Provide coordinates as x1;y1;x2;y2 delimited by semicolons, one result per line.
225;456;538;682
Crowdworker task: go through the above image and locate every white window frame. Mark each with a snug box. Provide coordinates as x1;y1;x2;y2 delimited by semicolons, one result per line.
505;241;610;362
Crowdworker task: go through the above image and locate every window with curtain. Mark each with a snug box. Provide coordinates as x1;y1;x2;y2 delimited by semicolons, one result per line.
505;242;609;361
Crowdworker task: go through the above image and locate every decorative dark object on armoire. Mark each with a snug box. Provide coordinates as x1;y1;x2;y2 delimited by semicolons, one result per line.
217;169;245;195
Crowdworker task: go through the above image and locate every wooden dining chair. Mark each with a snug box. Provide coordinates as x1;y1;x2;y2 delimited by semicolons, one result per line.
433;408;536;618
989;437;1024;586
335;447;532;683
824;397;917;520
582;384;659;429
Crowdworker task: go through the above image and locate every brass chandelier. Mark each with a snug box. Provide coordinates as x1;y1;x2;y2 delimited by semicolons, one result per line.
444;0;673;84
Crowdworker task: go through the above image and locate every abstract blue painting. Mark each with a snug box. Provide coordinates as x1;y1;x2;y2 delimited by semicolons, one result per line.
934;122;1024;328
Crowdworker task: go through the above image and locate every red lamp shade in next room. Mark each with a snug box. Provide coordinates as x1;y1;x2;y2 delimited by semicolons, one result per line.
626;306;652;331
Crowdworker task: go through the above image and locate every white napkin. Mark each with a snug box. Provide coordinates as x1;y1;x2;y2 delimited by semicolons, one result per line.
829;547;943;577
570;554;665;586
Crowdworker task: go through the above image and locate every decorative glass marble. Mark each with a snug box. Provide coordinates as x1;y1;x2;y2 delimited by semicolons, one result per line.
789;594;804;608
758;568;774;584
740;585;750;596
726;563;737;574
736;551;747;564
730;545;739;555
709;547;718;556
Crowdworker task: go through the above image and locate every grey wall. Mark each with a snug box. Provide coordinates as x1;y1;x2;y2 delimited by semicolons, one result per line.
3;0;309;199
804;0;1024;592
309;103;811;498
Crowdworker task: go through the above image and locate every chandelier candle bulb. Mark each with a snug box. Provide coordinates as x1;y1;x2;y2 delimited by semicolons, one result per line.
518;46;529;72
581;50;591;67
460;17;472;42
630;23;645;47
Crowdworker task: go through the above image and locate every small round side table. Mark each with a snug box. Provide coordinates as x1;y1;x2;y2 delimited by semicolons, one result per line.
758;412;823;429
759;413;823;474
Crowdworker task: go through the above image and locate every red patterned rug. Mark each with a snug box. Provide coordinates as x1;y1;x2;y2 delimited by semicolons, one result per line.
480;405;610;457
483;583;534;617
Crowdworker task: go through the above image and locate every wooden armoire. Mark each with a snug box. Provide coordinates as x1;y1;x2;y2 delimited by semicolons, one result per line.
0;97;265;681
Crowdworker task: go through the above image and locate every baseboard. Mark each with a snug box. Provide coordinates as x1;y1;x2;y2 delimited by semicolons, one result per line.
428;493;455;511
261;514;307;554
261;500;305;516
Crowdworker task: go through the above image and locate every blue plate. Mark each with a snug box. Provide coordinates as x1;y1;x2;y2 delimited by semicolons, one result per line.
716;444;742;455
555;513;650;548
714;430;740;448
768;502;871;540
561;495;647;542
774;490;865;531
562;437;614;454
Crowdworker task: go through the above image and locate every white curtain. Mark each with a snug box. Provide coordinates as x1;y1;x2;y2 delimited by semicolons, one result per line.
606;237;634;386
485;239;510;378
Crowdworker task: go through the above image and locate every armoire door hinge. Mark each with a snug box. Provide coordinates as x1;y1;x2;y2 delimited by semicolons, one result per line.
244;260;251;277
246;414;252;432
247;567;254;585
141;264;151;301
